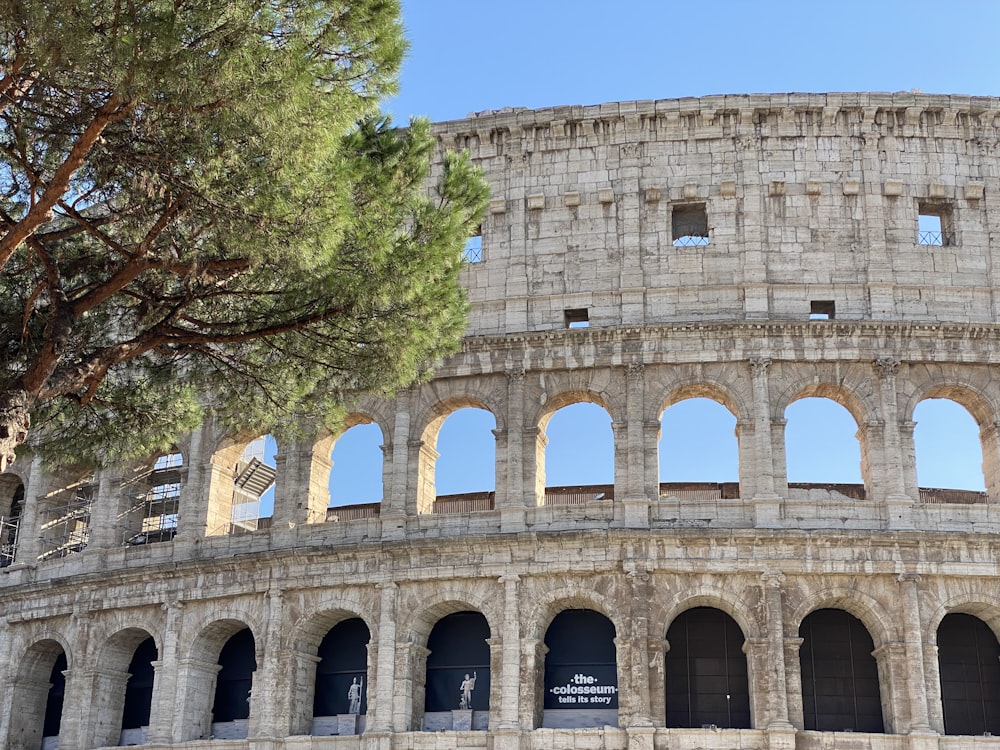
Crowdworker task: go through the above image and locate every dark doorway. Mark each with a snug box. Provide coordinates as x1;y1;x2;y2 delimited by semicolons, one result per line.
212;628;256;722
799;609;884;733
938;613;1000;735
122;636;158;729
314;617;371;716
425;611;491;712
665;607;751;728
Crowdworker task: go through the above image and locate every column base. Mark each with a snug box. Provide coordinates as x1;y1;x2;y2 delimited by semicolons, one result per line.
500;506;527;533
753;493;784;528
618;495;651;529
886;494;915;530
764;723;798;750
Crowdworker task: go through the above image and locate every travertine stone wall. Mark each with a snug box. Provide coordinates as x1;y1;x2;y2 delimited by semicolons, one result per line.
2;95;1000;750
440;93;1000;335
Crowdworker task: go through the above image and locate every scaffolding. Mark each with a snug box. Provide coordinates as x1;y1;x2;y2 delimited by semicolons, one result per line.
119;457;185;546
0;514;19;566
39;482;94;561
230;439;276;534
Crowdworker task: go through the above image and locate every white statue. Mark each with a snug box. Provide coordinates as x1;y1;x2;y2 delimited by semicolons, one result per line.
459;671;477;710
347;676;363;714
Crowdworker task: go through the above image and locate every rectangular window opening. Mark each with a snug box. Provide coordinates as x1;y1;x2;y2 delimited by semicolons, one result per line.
918;203;955;246
462;226;483;263
564;308;590;328
672;203;710;247
810;300;835;320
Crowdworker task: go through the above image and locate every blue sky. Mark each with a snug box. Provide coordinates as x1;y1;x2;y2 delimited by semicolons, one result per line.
282;1;1000;512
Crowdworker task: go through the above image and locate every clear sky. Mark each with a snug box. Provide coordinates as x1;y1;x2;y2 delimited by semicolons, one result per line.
298;1;1000;511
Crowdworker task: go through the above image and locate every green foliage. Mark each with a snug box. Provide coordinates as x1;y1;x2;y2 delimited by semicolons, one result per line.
0;0;488;467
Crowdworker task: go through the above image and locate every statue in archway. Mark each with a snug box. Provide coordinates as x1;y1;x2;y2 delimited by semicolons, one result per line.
459;671;477;710
347;676;363;714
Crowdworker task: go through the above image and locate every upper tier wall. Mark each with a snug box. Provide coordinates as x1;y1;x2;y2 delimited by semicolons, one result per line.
431;93;1000;336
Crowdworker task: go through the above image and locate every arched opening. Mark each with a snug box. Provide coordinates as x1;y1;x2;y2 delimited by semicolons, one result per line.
423;611;491;731
542;402;614;506
8;641;67;749
433;408;496;513
211;628;256;739
231;436;277;534
0;472;24;565
659;398;739;499
43;651;67;744
937;613;1000;735
665;607;751;728
785;397;864;498
121;450;184;546
120;636;158;745
312;617;371;736
328;424;384;513
543;609;618;728
799;609;884;733
914;399;986;501
39;472;95;560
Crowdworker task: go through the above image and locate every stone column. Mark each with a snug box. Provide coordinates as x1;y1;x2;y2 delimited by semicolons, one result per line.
80;665;132;748
496;575;522;729
784;637;804;729
411;440;438;516
623;567;653;726
526;427;547;507
748;357;782;526
522;638;548;729
619;363;650;528
874;357;916;527
499;368;527;531
249;589;286;738
175;657;223;742
147;601;184;744
381;396;411;538
12;456;45;564
648;637;668;726
173;421;207;542
369;582;398;733
872;642;905;734
85;468;122;550
980;421;1000;503
735;420;756;500
289;649;322;735
899;420;919;500
399;642;430;731
923;642;945;733
57;612;91;749
898;574;934;733
643;420;662;501
761;572;793;729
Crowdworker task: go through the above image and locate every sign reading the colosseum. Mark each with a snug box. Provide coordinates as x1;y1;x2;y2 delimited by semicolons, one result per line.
545;669;618;709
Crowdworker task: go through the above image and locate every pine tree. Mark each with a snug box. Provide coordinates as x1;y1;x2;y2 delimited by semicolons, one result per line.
0;0;488;468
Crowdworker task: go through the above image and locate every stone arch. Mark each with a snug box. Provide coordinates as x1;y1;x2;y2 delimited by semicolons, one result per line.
0;471;25;565
286;603;376;736
314;411;388;516
399;597;496;732
203;431;278;537
535;388;618;431
925;594;1000;644
904;380;996;498
89;626;159;748
791;588;896;733
178;617;259;742
777;380;877;496
657;383;744;489
8;637;71;750
658;381;745;421
656;587;763;642
789;587;895;647
413;394;502;514
523;585;625;643
118;448;186;547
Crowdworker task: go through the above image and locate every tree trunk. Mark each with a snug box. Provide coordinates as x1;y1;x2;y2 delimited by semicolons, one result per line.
0;389;32;472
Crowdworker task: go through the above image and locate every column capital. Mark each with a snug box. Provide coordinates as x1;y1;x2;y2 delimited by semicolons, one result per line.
760;570;786;587
505;366;526;384
748;356;772;375
873;356;901;378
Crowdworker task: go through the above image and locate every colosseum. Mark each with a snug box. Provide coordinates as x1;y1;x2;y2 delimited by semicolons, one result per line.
3;91;1000;750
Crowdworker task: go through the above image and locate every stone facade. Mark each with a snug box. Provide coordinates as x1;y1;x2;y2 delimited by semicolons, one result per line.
2;93;1000;750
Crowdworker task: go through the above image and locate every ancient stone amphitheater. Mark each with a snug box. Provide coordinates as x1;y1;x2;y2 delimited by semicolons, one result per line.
3;92;1000;750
